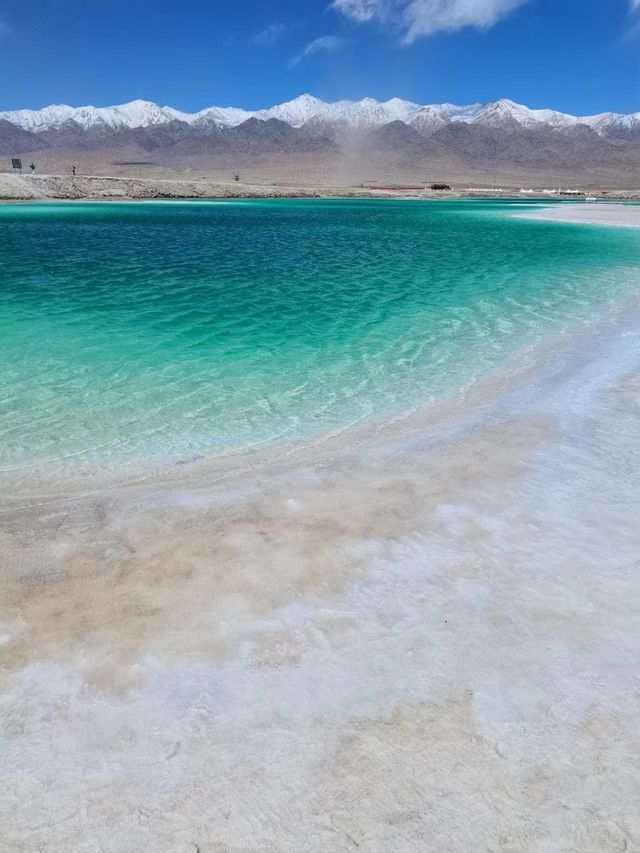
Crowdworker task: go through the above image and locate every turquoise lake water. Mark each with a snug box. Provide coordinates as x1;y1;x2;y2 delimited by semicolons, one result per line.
1;198;639;486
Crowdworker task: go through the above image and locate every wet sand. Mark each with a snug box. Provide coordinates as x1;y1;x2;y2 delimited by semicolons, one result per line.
2;281;640;851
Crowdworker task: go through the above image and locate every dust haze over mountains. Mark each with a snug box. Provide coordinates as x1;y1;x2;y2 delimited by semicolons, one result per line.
1;95;638;187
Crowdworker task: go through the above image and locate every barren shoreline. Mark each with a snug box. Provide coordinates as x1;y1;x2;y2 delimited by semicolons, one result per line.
2;171;640;202
0;172;448;201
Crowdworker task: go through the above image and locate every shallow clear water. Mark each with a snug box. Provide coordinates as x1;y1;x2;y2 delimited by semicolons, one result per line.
1;198;639;487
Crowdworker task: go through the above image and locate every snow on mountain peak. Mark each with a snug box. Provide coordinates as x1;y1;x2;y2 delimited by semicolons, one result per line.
581;111;640;133
0;100;183;132
255;94;324;127
0;95;636;137
474;99;536;126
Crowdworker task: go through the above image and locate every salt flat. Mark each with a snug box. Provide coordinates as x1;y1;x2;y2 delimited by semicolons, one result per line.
3;304;640;852
518;201;640;228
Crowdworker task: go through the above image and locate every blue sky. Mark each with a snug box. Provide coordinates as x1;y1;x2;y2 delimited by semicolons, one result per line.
0;0;638;114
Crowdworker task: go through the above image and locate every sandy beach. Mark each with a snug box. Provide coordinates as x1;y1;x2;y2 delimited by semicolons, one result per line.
1;201;640;851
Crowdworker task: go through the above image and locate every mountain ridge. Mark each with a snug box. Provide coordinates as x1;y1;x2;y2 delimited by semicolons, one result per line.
1;94;638;188
1;94;639;139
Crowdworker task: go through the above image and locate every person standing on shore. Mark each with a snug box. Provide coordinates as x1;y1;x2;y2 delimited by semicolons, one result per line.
72;165;76;176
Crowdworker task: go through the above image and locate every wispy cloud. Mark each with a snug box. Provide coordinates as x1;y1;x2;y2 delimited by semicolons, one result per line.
252;22;287;46
332;0;529;42
624;0;640;40
0;19;12;36
289;35;348;67
330;0;386;22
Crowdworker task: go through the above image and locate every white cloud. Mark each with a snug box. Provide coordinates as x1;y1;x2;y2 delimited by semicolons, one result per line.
0;20;12;36
253;22;287;46
331;0;388;21
626;0;640;39
289;35;348;66
332;0;529;42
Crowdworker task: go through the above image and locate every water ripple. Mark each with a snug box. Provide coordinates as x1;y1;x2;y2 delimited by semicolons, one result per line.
1;198;639;489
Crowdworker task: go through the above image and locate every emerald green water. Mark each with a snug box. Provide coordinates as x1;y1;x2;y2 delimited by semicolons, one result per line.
1;198;639;487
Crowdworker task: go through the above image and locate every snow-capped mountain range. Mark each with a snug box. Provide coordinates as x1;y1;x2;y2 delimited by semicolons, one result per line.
1;94;638;138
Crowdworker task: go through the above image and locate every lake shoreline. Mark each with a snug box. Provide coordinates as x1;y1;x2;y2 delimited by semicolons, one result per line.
2;171;640;202
516;200;640;228
4;295;640;850
2;199;640;850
